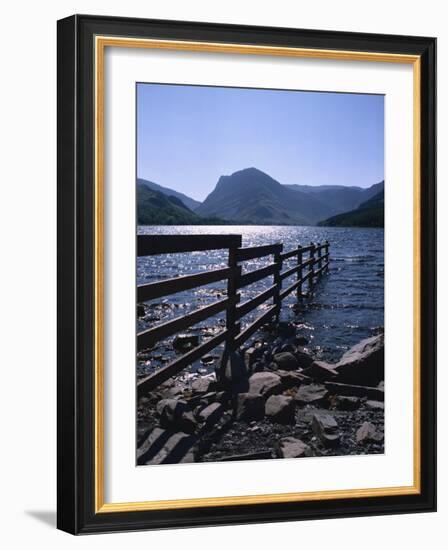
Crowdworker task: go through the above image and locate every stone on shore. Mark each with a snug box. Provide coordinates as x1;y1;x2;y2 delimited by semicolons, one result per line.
365;400;385;411
265;395;296;424
303;360;339;382
277;437;311;458
196;402;224;425
330;395;361;411
276;369;311;388
248;372;283;397
272;352;299;371
137;427;196;465
191;374;217;394
295;383;328;405
324;381;384;401
236;393;265;421
295;347;315;369
156;399;197;433
335;334;384;386
312;413;340;447
356;421;384;443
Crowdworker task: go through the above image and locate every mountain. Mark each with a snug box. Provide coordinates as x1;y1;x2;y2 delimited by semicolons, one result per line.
137;178;201;211
317;185;384;228
137;183;224;225
196;168;337;225
286;181;384;217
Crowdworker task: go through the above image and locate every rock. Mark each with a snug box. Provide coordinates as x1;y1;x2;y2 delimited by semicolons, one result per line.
335;334;384;386
137;428;196;464
312;413;340;447
265;395;296;424
356;421;384;443
156;399;197;433
173;333;199;352
276;369;311;388
236;393;265;421
244;347;263;369
295;335;309;346
324;381;384;401
303;360;338;382
191;374;217;394
277;437;311;458
248;372;283;397
251;360;265;373
218;351;248;387
197;402;224;424
365;400;385;411
330;395;361;411
295;383;328;405
273;352;299;371
137;304;146;318
295;347;315;369
280;343;297;353
201;354;215;365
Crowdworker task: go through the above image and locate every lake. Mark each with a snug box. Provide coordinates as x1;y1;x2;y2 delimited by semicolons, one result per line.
137;225;384;377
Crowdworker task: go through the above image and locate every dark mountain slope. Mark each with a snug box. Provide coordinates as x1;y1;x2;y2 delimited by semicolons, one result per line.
318;185;384;228
137;178;201;211
137;183;223;225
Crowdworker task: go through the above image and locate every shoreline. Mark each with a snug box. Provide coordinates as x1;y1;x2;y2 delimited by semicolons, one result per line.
137;322;384;465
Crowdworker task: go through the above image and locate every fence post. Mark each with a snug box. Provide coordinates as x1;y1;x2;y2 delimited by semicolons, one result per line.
219;240;242;381
309;242;315;293
296;245;303;301
273;244;283;322
317;242;322;279
325;240;330;273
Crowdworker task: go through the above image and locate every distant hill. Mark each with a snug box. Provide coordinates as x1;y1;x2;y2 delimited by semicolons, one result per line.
286;181;384;217
317;185;384;228
196;168;338;225
137;178;201;211
137;183;224;225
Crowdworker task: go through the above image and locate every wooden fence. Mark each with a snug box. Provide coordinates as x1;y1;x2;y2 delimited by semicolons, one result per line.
137;234;330;396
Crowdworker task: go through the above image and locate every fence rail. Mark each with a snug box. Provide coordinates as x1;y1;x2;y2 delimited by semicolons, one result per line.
137;234;330;396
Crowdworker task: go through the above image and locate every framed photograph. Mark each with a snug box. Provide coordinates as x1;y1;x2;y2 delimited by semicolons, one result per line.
57;14;436;534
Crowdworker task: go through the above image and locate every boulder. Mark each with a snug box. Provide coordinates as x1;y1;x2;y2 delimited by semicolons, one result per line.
218;351;248;387
236;393;265;421
295;383;328;405
196;402;224;425
330;395;361;411
265;395;296;424
324;381;384;401
137;428;196;465
365;400;385;411
173;333;199;352
356;421;384;443
295;335;309;346
248;372;283;397
273;352;299;371
191;374;217;394
335;334;384;386
277;322;296;337
156;399;197;433
244;347;263;369
277;437;311;459
295;347;315;369
312;413;340;447
303;360;339;382
276;369;311;388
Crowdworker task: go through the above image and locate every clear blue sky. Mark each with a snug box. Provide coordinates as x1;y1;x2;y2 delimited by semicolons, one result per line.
137;83;384;201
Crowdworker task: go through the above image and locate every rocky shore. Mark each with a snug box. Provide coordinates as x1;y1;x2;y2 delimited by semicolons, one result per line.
137;323;384;465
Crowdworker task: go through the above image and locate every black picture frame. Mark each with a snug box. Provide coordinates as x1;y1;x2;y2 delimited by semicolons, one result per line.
57;14;436;534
